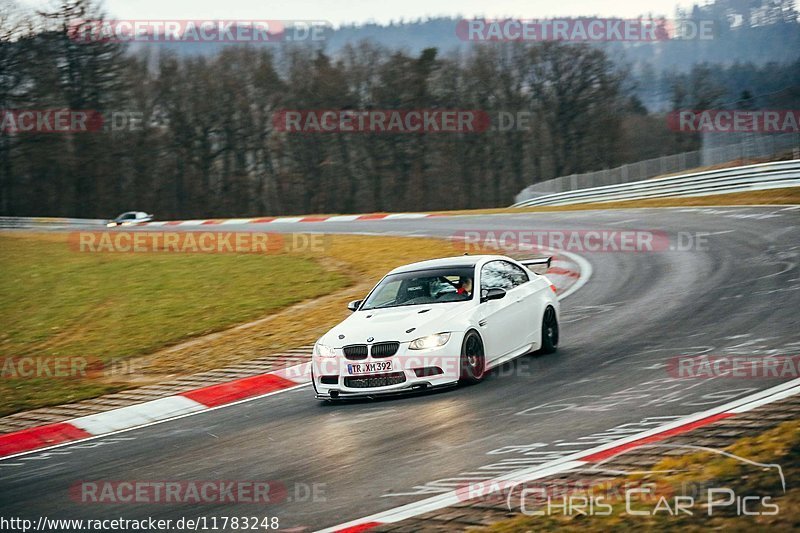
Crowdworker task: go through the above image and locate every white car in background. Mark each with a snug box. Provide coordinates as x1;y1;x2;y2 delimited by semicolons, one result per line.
107;211;153;226
312;255;559;400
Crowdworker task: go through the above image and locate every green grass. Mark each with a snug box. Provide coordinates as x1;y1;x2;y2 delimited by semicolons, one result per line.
0;233;347;415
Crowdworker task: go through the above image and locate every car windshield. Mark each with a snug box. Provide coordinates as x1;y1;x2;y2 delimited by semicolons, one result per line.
361;266;475;310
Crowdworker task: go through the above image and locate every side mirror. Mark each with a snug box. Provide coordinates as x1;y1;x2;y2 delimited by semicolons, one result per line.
347;299;363;312
481;288;506;303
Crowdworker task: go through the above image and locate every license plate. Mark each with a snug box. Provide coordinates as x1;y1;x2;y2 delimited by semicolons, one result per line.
347;361;393;375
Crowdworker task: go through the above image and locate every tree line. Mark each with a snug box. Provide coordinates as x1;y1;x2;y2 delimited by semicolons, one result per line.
0;0;791;218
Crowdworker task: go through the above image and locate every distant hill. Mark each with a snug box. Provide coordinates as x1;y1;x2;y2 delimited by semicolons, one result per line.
135;14;800;73
123;1;799;110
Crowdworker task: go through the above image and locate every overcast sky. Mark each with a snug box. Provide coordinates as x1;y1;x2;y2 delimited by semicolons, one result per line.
23;0;697;27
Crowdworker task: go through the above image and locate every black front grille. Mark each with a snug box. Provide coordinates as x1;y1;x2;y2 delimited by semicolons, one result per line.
343;344;368;360
371;342;400;358
320;375;339;385
344;372;406;388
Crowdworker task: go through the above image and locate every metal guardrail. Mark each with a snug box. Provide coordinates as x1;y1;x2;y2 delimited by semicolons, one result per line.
515;134;800;200
0;216;107;229
512;159;800;207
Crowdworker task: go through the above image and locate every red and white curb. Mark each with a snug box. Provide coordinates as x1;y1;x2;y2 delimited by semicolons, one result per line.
126;204;800;228
319;378;800;533
135;213;443;227
0;254;584;460
0;364;312;460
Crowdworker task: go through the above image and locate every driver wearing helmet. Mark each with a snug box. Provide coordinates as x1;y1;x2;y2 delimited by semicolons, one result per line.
456;277;473;297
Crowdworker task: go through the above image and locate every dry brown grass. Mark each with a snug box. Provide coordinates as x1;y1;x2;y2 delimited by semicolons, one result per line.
111;234;474;380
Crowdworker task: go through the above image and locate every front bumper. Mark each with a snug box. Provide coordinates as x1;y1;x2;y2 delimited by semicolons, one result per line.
312;342;462;400
313;380;457;400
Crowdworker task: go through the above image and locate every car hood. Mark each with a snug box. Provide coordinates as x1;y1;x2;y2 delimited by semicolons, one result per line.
319;302;474;347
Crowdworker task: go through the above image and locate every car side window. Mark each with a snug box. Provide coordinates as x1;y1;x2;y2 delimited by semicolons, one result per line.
480;261;514;291
481;261;529;291
505;261;529;287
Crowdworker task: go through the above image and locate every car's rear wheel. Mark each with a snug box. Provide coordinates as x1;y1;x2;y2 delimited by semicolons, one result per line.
459;331;486;384
539;306;559;354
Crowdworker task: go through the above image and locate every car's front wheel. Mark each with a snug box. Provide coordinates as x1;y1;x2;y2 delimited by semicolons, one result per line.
459;331;486;384
539;306;559;354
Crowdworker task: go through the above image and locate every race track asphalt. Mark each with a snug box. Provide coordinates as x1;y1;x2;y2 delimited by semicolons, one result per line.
1;206;798;531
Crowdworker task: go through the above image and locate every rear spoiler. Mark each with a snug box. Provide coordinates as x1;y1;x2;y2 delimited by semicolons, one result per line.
519;256;552;274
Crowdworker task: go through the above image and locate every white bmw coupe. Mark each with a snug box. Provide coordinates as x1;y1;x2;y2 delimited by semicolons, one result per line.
312;254;559;400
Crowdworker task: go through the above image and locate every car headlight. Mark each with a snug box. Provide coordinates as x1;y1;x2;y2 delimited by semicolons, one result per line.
315;343;337;358
409;333;451;350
